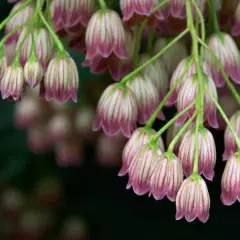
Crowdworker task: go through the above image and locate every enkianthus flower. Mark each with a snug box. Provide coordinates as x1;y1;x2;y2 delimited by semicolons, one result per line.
127;142;163;195
221;153;240;206
223;111;240;160
153;38;187;76
17;27;54;69
5;2;35;45
119;127;165;177
176;175;210;223
85;9;127;60
167;57;212;106
0;64;24;100
126;74;165;124
203;33;240;87
138;54;168;100
44;53;79;102
0;56;7;80
232;1;240;36
178;127;216;181
177;74;219;129
24;58;43;88
149;152;183;201
92;83;138;138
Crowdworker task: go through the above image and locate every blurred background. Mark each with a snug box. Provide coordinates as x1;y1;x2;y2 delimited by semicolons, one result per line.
0;1;238;240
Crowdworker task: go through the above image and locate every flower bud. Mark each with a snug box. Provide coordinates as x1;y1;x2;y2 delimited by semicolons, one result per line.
221;153;240;205
128;142;163;195
150;153;183;201
85;9;127;60
93;83;138;137
178;127;216;180
119;127;165;177
176;176;210;223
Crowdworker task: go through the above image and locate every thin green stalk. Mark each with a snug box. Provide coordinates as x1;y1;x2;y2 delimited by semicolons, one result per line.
145;58;193;128
98;0;107;9
0;0;32;31
205;87;240;150
121;28;189;85
147;29;155;55
151;101;196;143
168;112;197;153
198;37;240;105
208;0;221;34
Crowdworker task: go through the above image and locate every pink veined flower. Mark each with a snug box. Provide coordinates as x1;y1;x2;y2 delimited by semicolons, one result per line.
178;127;216;181
153;38;187;76
0;64;24;101
232;1;240;36
93;83;138;138
0;56;7;80
43;53;79;102
119;127;165;177
138;54;168;100
223;111;240;160
221;153;240;206
149;152;184;202
204;33;240;87
127;142;163;196
5;2;34;45
85;9;127;60
176;175;210;223
176;74;219;129
166;56;212;106
126;74;165;124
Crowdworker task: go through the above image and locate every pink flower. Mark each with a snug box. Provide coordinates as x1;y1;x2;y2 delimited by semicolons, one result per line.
43;53;79;102
126;74;165;124
119;127;165;177
85;9;127;60
0;56;7;80
93;83;138;137
232;2;240;36
177;74;219;129
127;142;163;195
0;65;24;101
176;176;210;223
223;111;240;160
149;152;183;201
204;33;240;87
221;153;240;205
166;57;212;106
178;127;216;181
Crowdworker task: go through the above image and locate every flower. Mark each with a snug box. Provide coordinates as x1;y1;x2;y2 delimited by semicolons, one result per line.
232;1;240;36
204;33;240;87
127;142;163;195
126;74;165;124
85;9;127;60
178;127;216;181
119;127;165;177
223;111;240;160
93;83;138;137
221;153;240;205
176;74;219;129
0;56;7;80
43;53;79;102
149;152;183;201
176;175;210;223
0;64;24;100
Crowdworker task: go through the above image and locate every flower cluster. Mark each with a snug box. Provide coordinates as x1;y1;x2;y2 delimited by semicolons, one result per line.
3;0;240;224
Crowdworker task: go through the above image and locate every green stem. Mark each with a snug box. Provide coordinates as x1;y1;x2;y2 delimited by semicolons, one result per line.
151;101;196;143
98;0;107;9
0;0;32;31
193;111;201;173
121;28;189;85
208;0;221;34
147;29;155;55
198;37;240;106
145;58;193;128
205;87;240;150
168;112;197;153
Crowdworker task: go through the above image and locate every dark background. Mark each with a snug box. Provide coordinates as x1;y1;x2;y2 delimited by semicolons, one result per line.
0;1;237;239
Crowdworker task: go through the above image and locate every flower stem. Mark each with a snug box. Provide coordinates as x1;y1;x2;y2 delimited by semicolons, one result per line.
121;28;189;85
205;87;240;150
198;37;240;106
0;0;32;31
98;0;107;9
151;101;195;143
145;58;193;128
168;112;197;153
208;0;221;34
147;28;155;55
